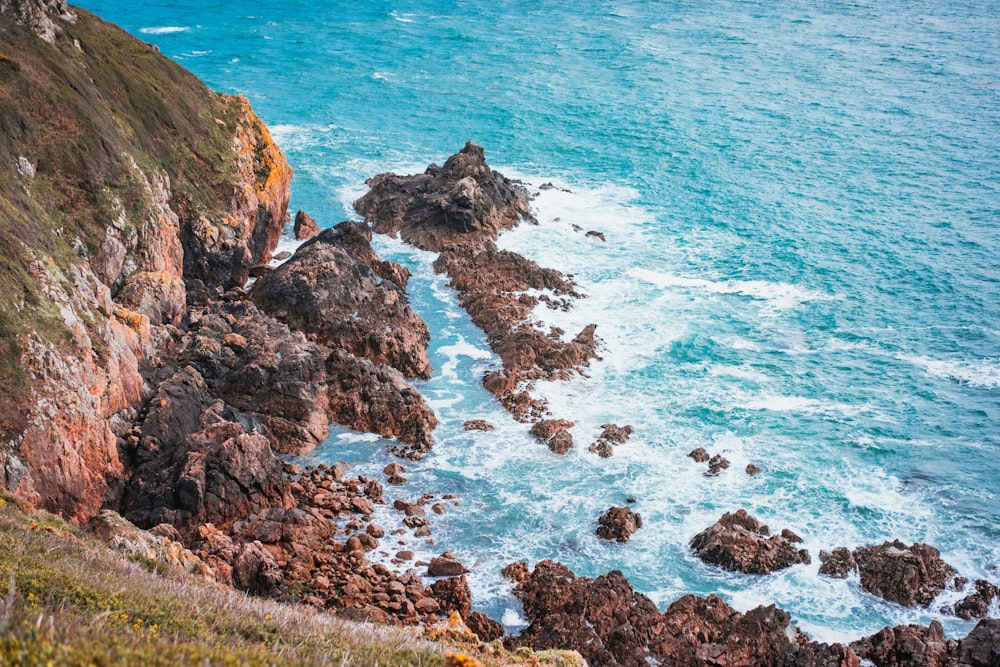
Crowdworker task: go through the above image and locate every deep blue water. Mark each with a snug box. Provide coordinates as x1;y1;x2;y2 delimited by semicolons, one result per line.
79;0;1000;642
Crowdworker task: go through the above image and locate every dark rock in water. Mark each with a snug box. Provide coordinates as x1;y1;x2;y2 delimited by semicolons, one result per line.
467;611;505;642
688;447;710;463
294;209;321;241
508;559;837;667
690;509;811;575
429;575;471;618
853;540;955;608
463;419;496;431
325;349;436;459
746;463;762;475
354;141;535;253
272;250;292;261
850;621;952;667
597;506;642;543
252;222;431;379
585;230;606;242
706;454;730;476
427;551;469;577
383;462;407;477
955;580;999;620
819;547;857;579
530;419;575;455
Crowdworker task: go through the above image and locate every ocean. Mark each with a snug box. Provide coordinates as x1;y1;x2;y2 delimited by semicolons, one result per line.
78;0;1000;643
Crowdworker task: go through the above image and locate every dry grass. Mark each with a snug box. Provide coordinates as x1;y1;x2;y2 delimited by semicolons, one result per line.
0;496;583;666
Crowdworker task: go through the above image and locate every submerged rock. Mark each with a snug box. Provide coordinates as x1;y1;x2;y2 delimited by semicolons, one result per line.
690;509;811;575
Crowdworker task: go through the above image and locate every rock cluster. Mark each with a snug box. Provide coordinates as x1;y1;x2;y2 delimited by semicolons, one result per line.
588;423;634;458
850;619;1000;667
355;143;600;432
690;510;811;575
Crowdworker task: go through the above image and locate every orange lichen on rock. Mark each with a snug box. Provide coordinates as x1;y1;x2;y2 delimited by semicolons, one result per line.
425;612;477;643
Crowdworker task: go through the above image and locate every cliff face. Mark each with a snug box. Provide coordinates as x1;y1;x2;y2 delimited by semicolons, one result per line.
0;2;291;523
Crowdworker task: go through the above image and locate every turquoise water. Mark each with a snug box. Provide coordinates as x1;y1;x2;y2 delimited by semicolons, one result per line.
80;0;1000;642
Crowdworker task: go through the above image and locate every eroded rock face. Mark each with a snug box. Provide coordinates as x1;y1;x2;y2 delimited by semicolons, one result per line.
853;541;956;608
252;222;431;379
955;580;1000;621
355;141;534;253
690;509;811;575
0;0;75;43
850;621;953;667
293;210;321;241
596;506;642;543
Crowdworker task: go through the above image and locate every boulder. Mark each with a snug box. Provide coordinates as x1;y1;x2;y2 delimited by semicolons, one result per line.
467;611;505;642
463;419;495;432
429;575;472;618
850;621;953;667
690;509;810;575
232;540;284;596
955;580;999;620
427;552;469;577
819;547;857;579
596;506;642;543
589;423;633;457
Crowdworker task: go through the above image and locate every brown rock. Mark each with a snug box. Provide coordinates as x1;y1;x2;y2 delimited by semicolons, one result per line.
463;419;496;431
706;454;730;476
427;551;469;577
853;541;955;607
585;230;606;242
955;580;999;620
414;597;440;614
596;506;643;543
294;210;321;241
954;619;1000;667
746;464;762;475
396;550;414;561
589;423;633;457
232;540;284;596
690;509;811;575
383;462;407;476
531;419;575;455
467;611;505;642
688;447;710;463
850;621;951;667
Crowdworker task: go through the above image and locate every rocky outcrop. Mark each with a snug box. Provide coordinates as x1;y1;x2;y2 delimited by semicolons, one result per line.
356;144;600;433
252;222;431;379
596;506;642;543
690;509;811;575
588;423;633;458
508;559;856;667
0;0;74;43
293;210;321;241
851;622;953;667
355;141;534;253
954;580;999;621
820;541;957;608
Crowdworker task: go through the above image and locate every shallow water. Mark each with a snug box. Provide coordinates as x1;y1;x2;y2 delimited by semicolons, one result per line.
81;0;1000;642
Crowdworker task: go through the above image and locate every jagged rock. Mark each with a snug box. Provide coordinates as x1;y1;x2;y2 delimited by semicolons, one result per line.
585;230;606;242
596;506;642;543
383;463;407;476
294;210;321;241
954;619;1000;667
706;454;730;476
780;642;860;667
955;580;999;620
429;575;472;618
355;141;535;253
747;464;762;475
530;419;575;455
0;0;75;43
690;509;811;575
252;222;431;379
819;547;857;579
853;541;955;607
467;611;505;642
427;552;469;577
463;419;495;431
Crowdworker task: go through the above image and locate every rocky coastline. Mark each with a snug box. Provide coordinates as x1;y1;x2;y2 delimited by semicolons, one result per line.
0;2;997;666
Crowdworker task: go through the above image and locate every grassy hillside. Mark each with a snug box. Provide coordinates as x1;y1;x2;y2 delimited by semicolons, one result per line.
0;6;242;437
0;496;584;666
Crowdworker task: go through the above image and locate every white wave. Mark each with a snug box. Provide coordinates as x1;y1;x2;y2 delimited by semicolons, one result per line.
139;26;190;35
390;10;415;23
736;393;863;416
502;607;526;627
901;354;1000;389
629;268;831;312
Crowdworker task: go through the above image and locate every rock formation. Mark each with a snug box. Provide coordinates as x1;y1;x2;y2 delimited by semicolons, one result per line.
820;541;957;609
355;143;600;431
690;510;811;575
293;209;321;241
